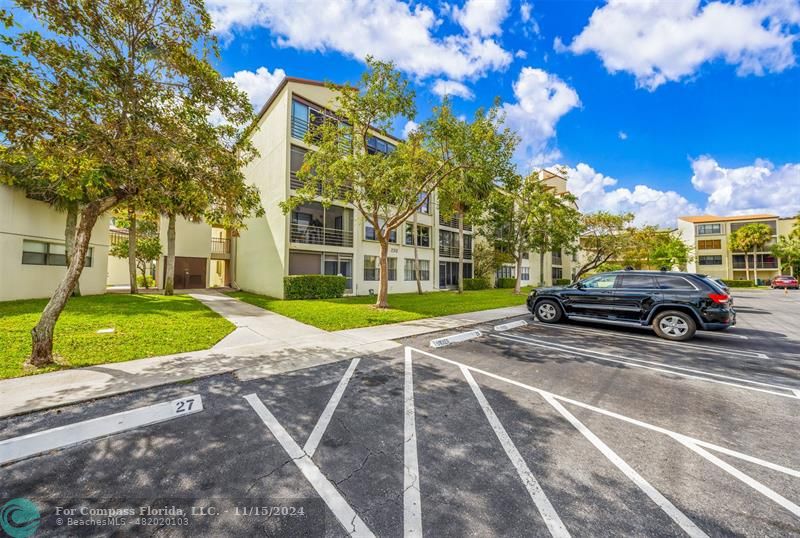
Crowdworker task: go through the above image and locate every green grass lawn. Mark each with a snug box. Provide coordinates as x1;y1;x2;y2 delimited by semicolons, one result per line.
227;287;531;331
0;294;234;380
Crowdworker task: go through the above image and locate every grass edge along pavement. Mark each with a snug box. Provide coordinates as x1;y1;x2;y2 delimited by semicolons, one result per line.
0;294;234;380
226;287;532;331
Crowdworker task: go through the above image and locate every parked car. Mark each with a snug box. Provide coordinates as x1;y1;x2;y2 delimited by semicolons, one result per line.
771;275;799;289
527;270;735;341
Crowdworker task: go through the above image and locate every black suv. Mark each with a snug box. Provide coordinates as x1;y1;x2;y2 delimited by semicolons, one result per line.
526;270;735;341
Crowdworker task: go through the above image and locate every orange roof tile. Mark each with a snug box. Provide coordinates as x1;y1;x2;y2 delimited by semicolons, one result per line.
679;214;777;223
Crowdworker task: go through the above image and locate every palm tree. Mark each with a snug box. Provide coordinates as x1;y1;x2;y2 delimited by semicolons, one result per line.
729;223;773;285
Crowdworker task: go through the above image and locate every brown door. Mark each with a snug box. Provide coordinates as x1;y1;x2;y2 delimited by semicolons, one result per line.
165;256;207;289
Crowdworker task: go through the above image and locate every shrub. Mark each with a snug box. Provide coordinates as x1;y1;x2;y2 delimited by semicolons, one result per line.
555;278;572;285
464;277;490;290
721;279;755;288
284;275;346;299
496;277;516;289
136;275;156;288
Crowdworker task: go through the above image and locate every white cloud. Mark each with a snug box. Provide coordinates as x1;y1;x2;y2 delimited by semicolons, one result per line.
207;0;512;81
519;2;540;35
691;156;800;216
566;163;701;227
515;49;528;59
453;0;510;37
501;67;581;168
226;66;287;110
562;0;800;90
618;131;628;140
431;79;475;99
402;120;419;138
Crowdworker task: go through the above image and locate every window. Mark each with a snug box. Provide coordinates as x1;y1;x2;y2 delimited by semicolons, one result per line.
698;255;723;266
582;274;617;289
521;267;530;281
657;276;696;290
496;265;515;279
618;274;657;289
366;135;395;154
698;239;721;250
387;257;397;281
405;223;429;247
522;251;529;260
697;223;721;235
290;145;308;188
552;249;562;266
364;255;378;281
551;267;563;282
404;259;430;281
417;193;430;214
22;240;93;267
365;219;396;242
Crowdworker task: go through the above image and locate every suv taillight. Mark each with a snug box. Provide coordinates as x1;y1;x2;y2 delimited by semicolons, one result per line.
708;293;730;304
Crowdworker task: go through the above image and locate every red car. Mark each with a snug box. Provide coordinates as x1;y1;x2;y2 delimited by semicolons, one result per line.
771;275;799;289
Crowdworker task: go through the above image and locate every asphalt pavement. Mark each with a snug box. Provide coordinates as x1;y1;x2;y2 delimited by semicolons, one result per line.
1;291;798;537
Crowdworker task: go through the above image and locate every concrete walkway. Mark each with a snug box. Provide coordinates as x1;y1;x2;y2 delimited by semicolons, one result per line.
0;295;528;418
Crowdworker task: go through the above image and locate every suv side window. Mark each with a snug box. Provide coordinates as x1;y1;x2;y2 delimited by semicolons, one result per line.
618;274;657;289
582;275;617;289
657;276;696;290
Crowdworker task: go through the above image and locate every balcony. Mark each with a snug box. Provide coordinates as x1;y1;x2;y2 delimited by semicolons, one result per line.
290;223;353;248
439;214;472;231
439;244;472;260
210;237;231;260
109;230;128;246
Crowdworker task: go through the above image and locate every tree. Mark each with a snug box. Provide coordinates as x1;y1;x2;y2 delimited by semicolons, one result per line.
729;223;773;285
0;1;257;366
771;236;800;276
648;232;692;270
620;227;692;270
109;218;162;288
472;237;507;281
282;57;513;308
572;212;635;281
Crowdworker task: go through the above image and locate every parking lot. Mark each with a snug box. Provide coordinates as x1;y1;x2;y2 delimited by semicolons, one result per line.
2;290;799;536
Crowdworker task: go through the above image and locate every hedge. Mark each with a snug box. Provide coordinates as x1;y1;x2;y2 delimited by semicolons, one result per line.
555;278;572;285
720;279;755;288
284;275;347;299
464;277;490;290
496;277;517;289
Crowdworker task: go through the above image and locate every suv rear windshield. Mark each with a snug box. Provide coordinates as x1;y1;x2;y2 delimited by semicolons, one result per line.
657;275;697;290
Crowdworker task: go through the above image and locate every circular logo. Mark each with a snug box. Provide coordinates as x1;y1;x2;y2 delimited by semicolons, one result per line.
0;498;40;538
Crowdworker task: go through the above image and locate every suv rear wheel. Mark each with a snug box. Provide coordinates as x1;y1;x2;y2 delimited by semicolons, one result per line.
534;299;563;324
653;310;696;341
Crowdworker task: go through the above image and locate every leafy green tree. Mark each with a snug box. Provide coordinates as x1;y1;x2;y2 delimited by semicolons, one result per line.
771;236;800;276
729;223;773;284
573;212;635;281
283;57;511;308
109;219;162;288
620;227;692;270
0;1;257;366
649;232;692;270
472;236;508;281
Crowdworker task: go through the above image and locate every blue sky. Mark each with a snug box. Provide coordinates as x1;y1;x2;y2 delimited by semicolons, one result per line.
208;0;800;226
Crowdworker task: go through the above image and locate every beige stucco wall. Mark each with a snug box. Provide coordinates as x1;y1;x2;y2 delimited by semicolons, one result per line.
0;186;110;301
153;216;212;288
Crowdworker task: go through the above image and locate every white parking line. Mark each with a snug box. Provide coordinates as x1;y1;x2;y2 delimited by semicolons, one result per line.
674;438;800;518
404;347;423;537
528;321;763;357
406;346;800;480
244;394;375;538
493;334;798;400
0;395;203;465
542;394;708;538
304;358;360;458
461;366;570;538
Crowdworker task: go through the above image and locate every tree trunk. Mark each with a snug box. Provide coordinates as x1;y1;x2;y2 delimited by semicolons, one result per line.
539;250;546;287
128;208;138;294
30;197;117;366
752;247;758;286
458;209;465;294
376;238;390;308
413;213;422;294
64;203;81;297
743;252;750;282
514;252;523;295
165;212;176;296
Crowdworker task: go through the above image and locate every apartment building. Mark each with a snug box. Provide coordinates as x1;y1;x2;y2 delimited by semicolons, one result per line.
235;77;481;298
678;214;796;281
0;186;111;301
493;170;576;285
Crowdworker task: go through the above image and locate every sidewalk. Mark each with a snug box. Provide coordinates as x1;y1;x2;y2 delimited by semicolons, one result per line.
0;294;527;418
